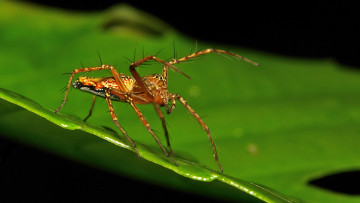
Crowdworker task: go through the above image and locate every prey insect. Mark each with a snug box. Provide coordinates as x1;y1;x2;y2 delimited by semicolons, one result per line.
55;48;259;172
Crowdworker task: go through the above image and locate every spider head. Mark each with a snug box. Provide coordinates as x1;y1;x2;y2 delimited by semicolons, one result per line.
72;80;83;89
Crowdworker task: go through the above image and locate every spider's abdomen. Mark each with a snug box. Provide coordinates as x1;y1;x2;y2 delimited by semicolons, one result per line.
77;76;135;91
73;76;136;102
73;74;168;105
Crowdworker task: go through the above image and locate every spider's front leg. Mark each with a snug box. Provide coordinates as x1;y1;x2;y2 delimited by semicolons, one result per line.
160;48;259;86
168;48;260;66
128;55;184;158
104;89;140;157
129;56;190;100
167;94;177;114
169;93;223;172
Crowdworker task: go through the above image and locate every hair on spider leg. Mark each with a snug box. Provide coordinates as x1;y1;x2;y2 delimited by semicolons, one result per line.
58;85;68;94
173;55;207;65
77;71;93;78
58;86;72;104
135;61;158;70
215;52;236;61
209;48;260;67
164;56;173;62
141;45;145;59
59;72;74;92
80;61;85;68
122;55;134;64
152;48;165;57
132;42;138;62
187;55;208;62
151;128;160;135
96;51;116;74
97;50;104;65
217;47;244;61
61;72;72;75
194;40;199;52
141;60;157;65
188;40;200;54
172;39;178;59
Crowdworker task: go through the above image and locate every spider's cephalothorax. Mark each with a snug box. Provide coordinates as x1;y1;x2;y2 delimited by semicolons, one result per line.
55;48;259;172
142;74;170;106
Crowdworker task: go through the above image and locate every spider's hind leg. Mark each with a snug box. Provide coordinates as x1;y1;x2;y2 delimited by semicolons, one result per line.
170;93;223;172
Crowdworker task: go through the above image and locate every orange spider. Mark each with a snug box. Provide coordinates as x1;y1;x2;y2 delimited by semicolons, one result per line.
55;48;259;172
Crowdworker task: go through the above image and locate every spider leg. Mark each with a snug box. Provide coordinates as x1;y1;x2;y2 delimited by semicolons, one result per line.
129;101;178;166
129;56;190;100
83;95;96;122
153;103;174;156
170;94;223;172
166;94;177;114
55;65;128;113
160;48;259;86
104;89;140;157
168;48;260;66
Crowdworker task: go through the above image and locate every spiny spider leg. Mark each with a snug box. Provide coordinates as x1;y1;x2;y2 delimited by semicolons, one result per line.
83;89;150;122
129;101;178;166
56;48;259;172
153;103;173;155
83;95;96;122
55;65;129;113
129;55;189;98
110;88;150;103
170;93;223;172
129;55;181;157
104;89;140;157
169;48;260;66
167;95;177;114
160;48;259;86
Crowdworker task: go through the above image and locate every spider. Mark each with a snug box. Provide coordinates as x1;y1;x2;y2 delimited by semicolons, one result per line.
55;48;259;172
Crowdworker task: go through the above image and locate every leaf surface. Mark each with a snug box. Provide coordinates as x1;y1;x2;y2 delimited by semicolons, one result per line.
1;1;360;202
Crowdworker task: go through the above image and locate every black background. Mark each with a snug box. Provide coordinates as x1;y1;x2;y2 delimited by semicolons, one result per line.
1;1;359;202
21;1;360;68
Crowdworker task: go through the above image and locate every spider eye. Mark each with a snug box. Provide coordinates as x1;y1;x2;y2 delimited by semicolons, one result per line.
72;80;84;89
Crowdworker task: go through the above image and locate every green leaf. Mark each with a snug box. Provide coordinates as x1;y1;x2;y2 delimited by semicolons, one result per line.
0;65;294;203
1;1;360;202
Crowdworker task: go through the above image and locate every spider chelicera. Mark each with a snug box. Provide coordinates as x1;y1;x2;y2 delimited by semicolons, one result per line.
55;48;259;172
